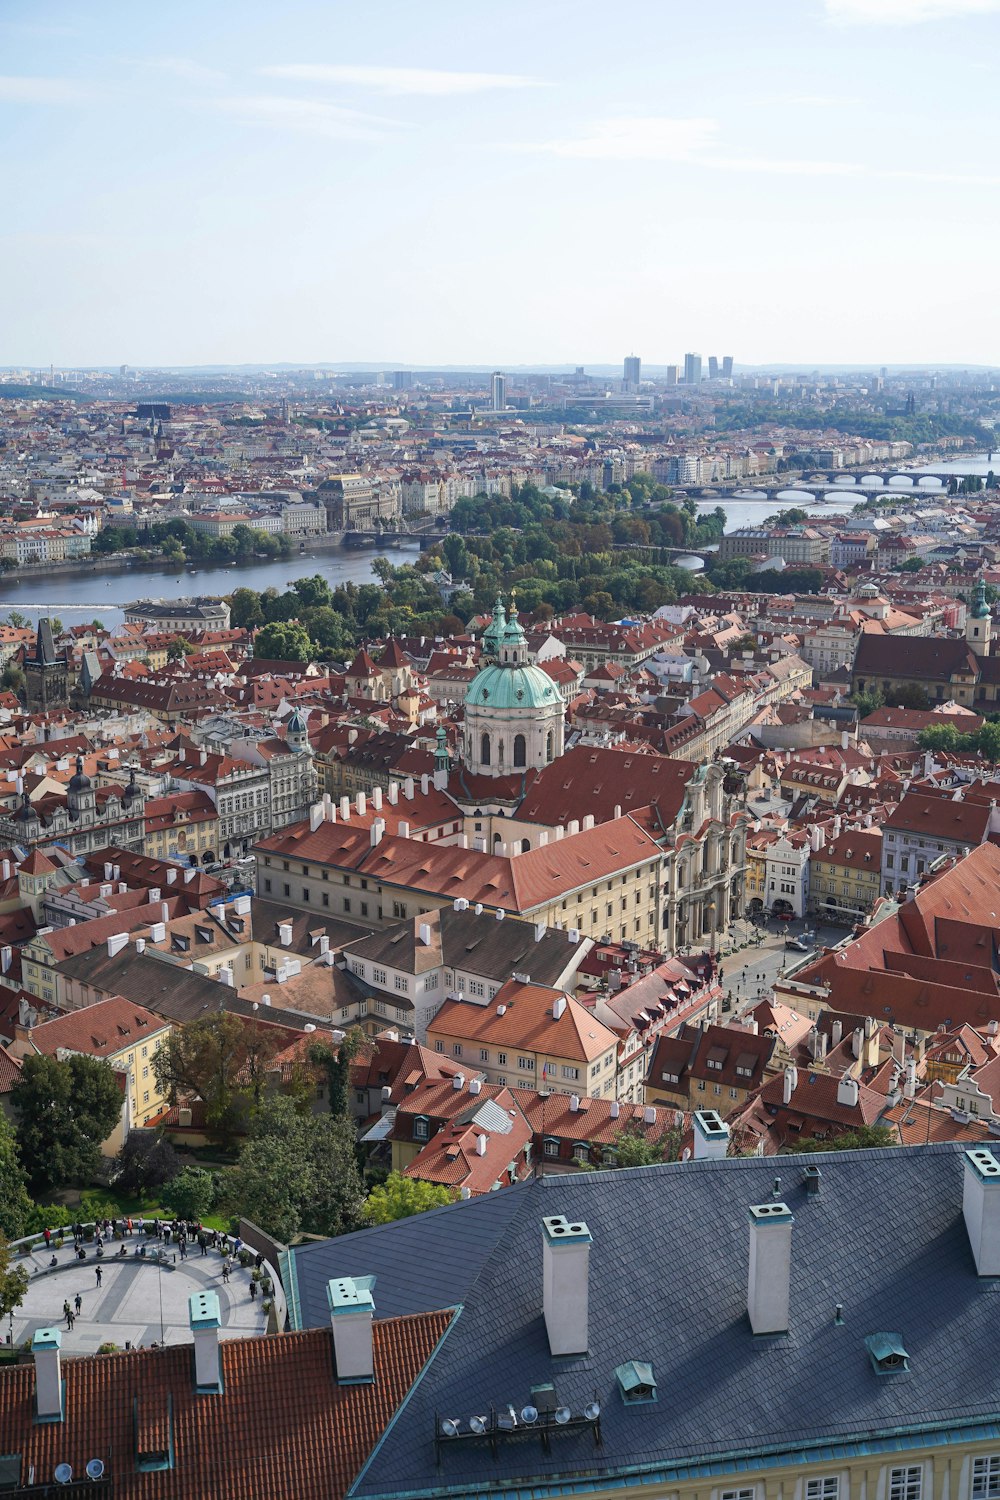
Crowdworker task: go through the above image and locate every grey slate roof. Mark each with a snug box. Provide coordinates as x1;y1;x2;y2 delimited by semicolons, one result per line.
330;1143;1000;1499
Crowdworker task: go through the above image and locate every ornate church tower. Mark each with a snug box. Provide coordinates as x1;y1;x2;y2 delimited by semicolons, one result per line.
463;597;565;778
967;578;992;658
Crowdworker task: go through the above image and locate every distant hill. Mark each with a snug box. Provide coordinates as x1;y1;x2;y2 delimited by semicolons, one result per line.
0;384;85;400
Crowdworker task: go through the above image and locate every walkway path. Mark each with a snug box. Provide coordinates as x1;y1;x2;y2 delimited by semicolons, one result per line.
10;1235;267;1355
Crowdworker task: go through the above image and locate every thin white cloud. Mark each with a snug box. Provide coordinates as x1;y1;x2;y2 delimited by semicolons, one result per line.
259;63;545;96
530;113;1000;185
212;94;404;140
0;75;92;105
537;116;720;161
779;93;865;106
826;0;1000;23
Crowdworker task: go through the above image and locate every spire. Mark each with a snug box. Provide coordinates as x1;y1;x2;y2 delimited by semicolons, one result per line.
434;724;450;772
972;577;990;619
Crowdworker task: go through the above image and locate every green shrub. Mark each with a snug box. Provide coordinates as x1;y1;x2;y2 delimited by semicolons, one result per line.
25;1204;73;1235
97;1342;120;1355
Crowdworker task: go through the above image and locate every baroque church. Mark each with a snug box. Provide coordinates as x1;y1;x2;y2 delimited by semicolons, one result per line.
462;596;565;776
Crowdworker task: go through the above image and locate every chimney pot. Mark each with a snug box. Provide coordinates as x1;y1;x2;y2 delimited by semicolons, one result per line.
189;1291;222;1392
693;1108;730;1160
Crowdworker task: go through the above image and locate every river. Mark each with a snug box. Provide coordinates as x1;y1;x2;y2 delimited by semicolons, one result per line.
0;546;423;630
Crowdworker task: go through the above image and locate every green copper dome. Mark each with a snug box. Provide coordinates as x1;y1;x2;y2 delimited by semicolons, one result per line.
972;577;990;620
466;661;558;711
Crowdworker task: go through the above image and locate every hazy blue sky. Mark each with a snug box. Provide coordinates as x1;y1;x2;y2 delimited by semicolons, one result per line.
2;0;999;368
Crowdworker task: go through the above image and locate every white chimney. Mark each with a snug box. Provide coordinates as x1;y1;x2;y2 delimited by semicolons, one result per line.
150;921;166;943
399;821;410;840
318;935;330;956
469;1077;482;1095
166;868;177;884
372;785;383;811
340;795;351;821
370;818;385;847
552;996;567;1021
356;792;367;817
189;1290;222;1392
610;1100;620;1119
693;1108;730;1160
831;1019;843;1047
475;1133;487;1156
148;887;161;904
404;776;415;800
107;932;129;958
567;819;580;837
613;804;622;820
904;1057;917;1099
2;858;11;881
418;922;432;946
963;1148;1000;1276
569;1094;580;1112
582;814;595;831
747;1201;793;1335
534;921;546;943
388;782;399;805
782;1066;798;1104
420;774;430;795
104;862;113;881
643;1105;656;1125
309;803;323;832
32;1327;63;1420
453;1072;465;1090
542;1215;591;1356
837;1074;860;1108
851;1027;864;1060
160;901;169;924
135;938;146;955
327;1277;375;1384
279;921;292;947
218;967;234;986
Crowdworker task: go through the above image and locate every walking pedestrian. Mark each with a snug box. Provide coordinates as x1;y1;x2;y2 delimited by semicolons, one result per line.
67;1310;75;1330
43;1228;51;1249
74;1293;82;1315
63;1300;71;1325
179;1240;187;1259
222;1259;231;1284
198;1235;207;1256
95;1266;103;1288
249;1279;257;1301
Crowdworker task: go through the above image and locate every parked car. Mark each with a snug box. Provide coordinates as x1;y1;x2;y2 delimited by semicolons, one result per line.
785;936;812;953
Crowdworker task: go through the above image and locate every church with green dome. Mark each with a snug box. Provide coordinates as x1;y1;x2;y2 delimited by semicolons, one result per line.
463;596;565;777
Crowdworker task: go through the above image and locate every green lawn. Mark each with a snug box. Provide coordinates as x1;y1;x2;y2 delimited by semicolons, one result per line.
61;1188;233;1234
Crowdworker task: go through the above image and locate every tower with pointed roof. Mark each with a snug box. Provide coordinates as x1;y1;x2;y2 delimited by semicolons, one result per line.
23;617;68;713
464;596;564;778
967;577;992;658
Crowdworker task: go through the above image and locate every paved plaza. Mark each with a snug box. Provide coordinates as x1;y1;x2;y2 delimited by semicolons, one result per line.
10;1236;270;1355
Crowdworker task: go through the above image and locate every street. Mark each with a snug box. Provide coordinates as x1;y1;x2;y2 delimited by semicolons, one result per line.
713;916;846;1020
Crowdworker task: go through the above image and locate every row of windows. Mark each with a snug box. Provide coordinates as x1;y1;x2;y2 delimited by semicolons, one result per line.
723;1458;1000;1500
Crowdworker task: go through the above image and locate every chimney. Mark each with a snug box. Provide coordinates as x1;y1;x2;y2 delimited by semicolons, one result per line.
469;1077;482;1095
387;781;399;805
370;819;385;847
279;921;292;947
372;785;383;811
610;1100;620;1119
475;1133;487;1156
356;792;366;817
107;932;129;958
582;814;595;831
418;922;432;946
452;1072;465;1090
693;1109;730;1160
782;1065;798;1104
150;922;166;943
613;804;622;820
309;803;323;832
542;1215;591;1356
166;868;177;884
837;1074;860;1108
404;776;415;800
104;862;113;881
747;1202;793;1335
831;1019;843;1047
135;938;146;955
963;1148;1000;1276
399;821;410;839
340;796;351;821
904;1057;917;1099
327;1276;375;1384
148;887;161;904
189;1290;222;1392
569;1094;580;1112
420;773;430;795
552;996;567;1021
32;1326;63;1420
851;1027;864;1060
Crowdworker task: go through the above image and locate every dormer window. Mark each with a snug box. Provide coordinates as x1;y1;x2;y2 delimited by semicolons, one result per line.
615;1360;657;1404
865;1332;909;1375
413;1116;429;1141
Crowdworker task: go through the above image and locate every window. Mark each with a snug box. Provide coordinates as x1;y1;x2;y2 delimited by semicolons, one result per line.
480;733;491;767
518;1056;532;1071
561;1066;579;1081
889;1469;922;1500
972;1458;1000;1500
282;883;290;898
343;898;351;913
543;1138;559;1157
143;1091;149;1104
497;1052;507;1066
513;733;526;768
413;1118;429;1140
805;1480;839;1500
469;979;485;997
434;1041;444;1053
720;1488;756;1500
373;967;387;985
264;878;272;893
394;975;408;993
480;1048;490;1062
452;1044;463;1058
142;1066;149;1079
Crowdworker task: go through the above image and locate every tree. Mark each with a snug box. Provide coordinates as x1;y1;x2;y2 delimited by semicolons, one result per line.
167;637;194;661
220;1096;367;1242
3;611;28;629
161;1166;215;1222
607;1125;683;1169
253;620;313;664
152;1012;279;1148
0;662;24;696
0;1110;32;1239
890;683;930;711
977;721;1000;764
228;588;264;630
309;1028;367;1118
852;686;885;718
293;574;332;609
11;1054;123;1193
916;723;962;754
797;1125;897;1153
112;1132;180;1198
0;1234;28;1326
365;1173;456;1223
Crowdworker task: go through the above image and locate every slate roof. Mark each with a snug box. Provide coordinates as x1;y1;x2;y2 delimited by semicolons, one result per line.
326;1143;1000;1499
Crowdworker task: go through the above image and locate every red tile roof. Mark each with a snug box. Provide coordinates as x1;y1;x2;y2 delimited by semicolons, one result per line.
0;1315;451;1500
24;996;169;1059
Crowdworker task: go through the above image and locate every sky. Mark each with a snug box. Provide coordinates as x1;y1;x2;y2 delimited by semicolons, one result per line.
2;0;999;369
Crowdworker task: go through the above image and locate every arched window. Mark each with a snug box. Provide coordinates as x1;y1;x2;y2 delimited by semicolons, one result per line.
513;733;526;768
521;838;531;854
480;733;491;767
546;730;554;762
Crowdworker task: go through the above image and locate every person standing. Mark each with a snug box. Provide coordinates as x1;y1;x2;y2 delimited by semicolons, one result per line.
95;1265;103;1288
74;1293;82;1315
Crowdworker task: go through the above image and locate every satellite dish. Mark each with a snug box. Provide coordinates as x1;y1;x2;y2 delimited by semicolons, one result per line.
87;1459;106;1481
584;1401;601;1421
54;1465;73;1486
469;1415;487;1436
554;1406;571;1425
496;1406;517;1431
520;1404;538;1425
440;1418;460;1438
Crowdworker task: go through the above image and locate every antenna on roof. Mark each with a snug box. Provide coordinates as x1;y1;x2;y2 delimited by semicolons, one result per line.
54;1465;73;1486
86;1460;106;1481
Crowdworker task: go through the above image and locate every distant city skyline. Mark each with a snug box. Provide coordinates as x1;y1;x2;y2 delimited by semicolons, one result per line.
2;0;999;367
